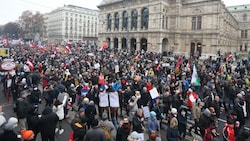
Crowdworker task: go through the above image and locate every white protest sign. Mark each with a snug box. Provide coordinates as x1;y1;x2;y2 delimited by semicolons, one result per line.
115;65;119;73
99;92;109;107
137;133;144;141
142;106;150;118
149;87;159;99
109;91;119;107
94;63;100;69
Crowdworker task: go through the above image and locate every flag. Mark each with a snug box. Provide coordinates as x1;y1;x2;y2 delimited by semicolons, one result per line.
156;64;161;71
188;91;198;109
135;53;140;59
186;59;190;68
191;64;200;86
39;46;46;52
226;54;233;61
100;41;108;51
175;56;182;68
27;59;34;71
218;64;224;74
65;46;71;53
32;42;37;48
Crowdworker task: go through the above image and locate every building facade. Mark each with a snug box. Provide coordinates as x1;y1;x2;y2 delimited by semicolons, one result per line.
46;5;99;46
98;0;250;57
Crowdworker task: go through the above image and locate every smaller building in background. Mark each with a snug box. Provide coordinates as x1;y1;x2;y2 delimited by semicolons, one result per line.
46;5;99;46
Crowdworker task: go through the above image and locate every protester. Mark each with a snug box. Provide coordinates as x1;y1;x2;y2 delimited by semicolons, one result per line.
1;117;20;141
99;112;116;141
116;117;131;141
84;118;107;141
38;107;59;141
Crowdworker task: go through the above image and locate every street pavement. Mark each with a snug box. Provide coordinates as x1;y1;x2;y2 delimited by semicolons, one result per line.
1;82;250;141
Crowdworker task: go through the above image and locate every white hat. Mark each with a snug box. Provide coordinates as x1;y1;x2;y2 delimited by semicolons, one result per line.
171;108;177;114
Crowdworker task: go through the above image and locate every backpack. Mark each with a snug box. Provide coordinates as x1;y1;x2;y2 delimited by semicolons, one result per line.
0;122;7;137
101;126;111;140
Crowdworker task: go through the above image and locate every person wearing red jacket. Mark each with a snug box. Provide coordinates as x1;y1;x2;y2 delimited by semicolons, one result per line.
222;118;236;141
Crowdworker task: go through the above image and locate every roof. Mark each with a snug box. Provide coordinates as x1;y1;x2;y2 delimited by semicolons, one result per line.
98;0;123;6
227;4;250;11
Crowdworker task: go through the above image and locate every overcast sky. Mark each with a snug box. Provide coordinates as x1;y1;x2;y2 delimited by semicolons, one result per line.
0;0;249;25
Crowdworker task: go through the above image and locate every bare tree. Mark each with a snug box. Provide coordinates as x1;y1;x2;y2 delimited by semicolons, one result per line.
2;22;22;38
19;10;44;39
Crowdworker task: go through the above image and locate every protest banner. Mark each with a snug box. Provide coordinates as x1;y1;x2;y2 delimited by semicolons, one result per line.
99;92;109;107
109;91;119;107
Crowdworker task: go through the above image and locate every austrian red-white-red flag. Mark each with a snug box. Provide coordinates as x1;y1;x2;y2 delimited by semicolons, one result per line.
135;53;140;59
100;41;108;51
226;54;233;61
65;46;71;53
27;59;34;71
39;46;46;52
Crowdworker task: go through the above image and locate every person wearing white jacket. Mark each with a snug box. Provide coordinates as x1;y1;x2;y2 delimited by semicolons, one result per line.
53;94;67;135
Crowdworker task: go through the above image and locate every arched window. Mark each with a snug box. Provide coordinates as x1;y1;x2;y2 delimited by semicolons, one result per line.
114;12;119;30
243;14;247;21
122;11;128;30
141;8;149;29
131;9;138;29
107;14;112;30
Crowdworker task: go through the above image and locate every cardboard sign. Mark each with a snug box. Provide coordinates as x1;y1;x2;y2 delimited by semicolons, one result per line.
149;87;159;99
109;92;119;107
99;92;109;107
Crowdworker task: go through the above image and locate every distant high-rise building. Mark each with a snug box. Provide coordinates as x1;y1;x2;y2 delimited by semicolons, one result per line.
98;0;250;57
46;5;99;46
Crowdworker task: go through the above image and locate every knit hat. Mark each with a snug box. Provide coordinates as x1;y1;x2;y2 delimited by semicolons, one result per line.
102;112;108;120
21;130;34;140
78;108;85;114
171;108;177;114
4;117;18;130
150;111;156;117
89;100;94;106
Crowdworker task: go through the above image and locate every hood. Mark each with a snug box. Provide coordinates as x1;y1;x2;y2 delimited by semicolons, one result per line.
42;107;53;115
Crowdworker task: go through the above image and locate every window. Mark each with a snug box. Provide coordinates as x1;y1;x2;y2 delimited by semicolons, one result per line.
131;9;138;29
162;15;164;29
122;11;128;30
245;44;248;51
165;17;168;29
241;30;248;38
114;12;119;30
191;16;202;30
141;8;149;29
107;14;112;30
240;45;243;51
243;14;247;21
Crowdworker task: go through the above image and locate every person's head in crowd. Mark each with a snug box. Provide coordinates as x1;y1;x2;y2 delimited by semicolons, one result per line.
20;91;28;98
209;107;216;116
203;108;211;117
171;108;178;117
214;95;220;102
136;108;143;117
4;117;18;130
21;129;35;141
150;111;156;119
91;119;99;127
89;100;94;106
82;97;89;105
102;112;108;121
227;118;235;127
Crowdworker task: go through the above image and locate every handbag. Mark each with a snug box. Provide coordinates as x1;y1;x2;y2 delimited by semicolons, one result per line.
68;131;74;141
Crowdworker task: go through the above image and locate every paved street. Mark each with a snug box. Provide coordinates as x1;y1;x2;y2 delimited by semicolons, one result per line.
0;81;250;141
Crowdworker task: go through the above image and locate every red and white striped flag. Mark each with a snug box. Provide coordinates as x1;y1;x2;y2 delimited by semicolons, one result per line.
188;91;198;109
100;41;108;51
65;46;71;53
226;54;233;61
39;46;46;52
27;59;34;71
135;53;140;59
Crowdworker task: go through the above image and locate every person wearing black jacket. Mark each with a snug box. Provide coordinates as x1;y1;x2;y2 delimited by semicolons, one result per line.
16;91;32;130
198;108;212;137
71;115;87;141
30;86;41;106
38;107;59;141
27;106;40;140
234;100;245;129
85;101;97;129
132;109;145;133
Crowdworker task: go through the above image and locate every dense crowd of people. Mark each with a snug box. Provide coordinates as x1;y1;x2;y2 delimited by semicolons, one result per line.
0;44;250;141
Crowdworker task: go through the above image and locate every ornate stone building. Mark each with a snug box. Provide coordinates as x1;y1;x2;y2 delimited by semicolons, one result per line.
98;0;250;57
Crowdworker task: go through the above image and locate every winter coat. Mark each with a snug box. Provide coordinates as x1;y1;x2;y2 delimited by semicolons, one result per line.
166;126;180;141
16;97;31;119
53;95;67;120
1;130;21;141
30;89;41;104
192;102;201;120
234;103;245;126
99;119;116;141
198;114;212;136
132;114;144;133
147;117;159;135
116;123;131;141
38;108;59;137
71;118;87;141
223;124;235;141
85;105;97;124
177;113;187;134
84;127;107;141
